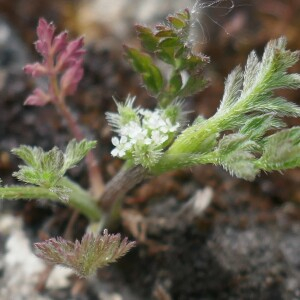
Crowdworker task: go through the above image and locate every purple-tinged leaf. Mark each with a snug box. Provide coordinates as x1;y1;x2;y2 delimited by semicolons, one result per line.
60;60;84;96
35;18;55;57
24;88;51;106
52;31;69;54
56;37;86;71
34;230;136;277
23;62;47;77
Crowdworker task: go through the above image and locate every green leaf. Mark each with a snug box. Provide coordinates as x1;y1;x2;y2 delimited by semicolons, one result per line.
215;134;259;181
240;114;285;141
124;46;164;94
168;37;300;156
11;146;42;168
155;29;175;38
12;140;97;201
258;127;300;171
64;139;97;171
156;49;175;65
254;97;300;117
168;71;182;94
135;25;158;52
218;66;243;111
177;74;208;97
159;37;180;48
167;15;186;29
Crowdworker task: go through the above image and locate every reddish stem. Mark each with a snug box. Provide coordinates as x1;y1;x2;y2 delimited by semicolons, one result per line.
47;54;104;197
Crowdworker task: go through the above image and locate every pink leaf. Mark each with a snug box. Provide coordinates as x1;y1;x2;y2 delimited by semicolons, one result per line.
24;88;51;106
35;18;55;57
23;62;47;77
60;61;84;95
57;37;86;71
52;31;68;55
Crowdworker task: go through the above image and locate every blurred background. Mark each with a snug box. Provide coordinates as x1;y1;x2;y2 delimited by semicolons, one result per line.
0;1;300;299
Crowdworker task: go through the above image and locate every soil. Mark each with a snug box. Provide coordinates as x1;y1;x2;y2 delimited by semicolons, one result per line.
0;1;300;299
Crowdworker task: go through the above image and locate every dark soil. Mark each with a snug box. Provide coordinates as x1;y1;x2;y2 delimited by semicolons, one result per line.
1;1;300;299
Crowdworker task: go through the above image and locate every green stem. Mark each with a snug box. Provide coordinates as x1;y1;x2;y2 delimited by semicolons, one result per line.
152;152;216;174
0;177;101;221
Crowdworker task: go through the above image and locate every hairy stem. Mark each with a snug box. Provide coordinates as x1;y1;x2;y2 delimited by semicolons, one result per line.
99;165;150;211
0;177;101;221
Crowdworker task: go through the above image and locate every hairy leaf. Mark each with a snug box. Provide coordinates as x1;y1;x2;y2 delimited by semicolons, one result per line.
215;134;259;180
168;37;300;156
258;127;300;171
64;139;97;171
35;230;136;277
12;139;96;200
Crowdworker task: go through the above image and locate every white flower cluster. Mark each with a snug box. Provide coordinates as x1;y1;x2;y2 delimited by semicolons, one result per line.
111;108;179;167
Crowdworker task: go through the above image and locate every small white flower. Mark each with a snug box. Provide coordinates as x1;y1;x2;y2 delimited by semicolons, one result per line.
110;105;181;164
166;118;180;132
111;136;132;158
151;130;168;145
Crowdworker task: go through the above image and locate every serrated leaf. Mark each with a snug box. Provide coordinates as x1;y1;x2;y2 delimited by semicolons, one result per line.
35;230;136;277
223;153;258;181
258;127;300;171
64;139;97;171
40;147;64;174
240;114;285;141
11;146;42;168
216;133;259;180
217;133;258;156
254;97;300;117
219;66;243;111
168;37;300;157
12;140;96;200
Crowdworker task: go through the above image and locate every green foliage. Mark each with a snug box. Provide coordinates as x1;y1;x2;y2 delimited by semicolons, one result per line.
124;46;164;94
213;133;259;181
2;8;300;280
125;9;208;107
64;139;97;171
258;127;300;171
12;139;96;200
153;37;300;180
35;230;136;277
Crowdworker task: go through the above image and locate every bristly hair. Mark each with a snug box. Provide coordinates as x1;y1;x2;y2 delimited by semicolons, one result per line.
187;0;235;48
